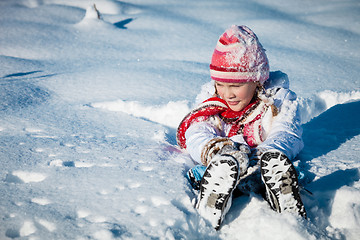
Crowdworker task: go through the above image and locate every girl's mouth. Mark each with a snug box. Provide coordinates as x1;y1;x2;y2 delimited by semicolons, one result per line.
227;101;240;106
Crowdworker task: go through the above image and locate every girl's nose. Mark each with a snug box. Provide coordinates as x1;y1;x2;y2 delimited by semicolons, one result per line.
224;87;235;99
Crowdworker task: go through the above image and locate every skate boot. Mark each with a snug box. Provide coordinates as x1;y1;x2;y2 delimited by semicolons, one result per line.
260;150;307;218
196;154;240;230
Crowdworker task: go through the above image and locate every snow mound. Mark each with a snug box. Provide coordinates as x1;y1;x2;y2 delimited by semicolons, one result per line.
329;179;360;238
193;78;360;126
299;90;360;124
91;99;190;128
75;4;114;30
23;0;137;15
6;171;47;184
91;88;360;131
1;0;360;239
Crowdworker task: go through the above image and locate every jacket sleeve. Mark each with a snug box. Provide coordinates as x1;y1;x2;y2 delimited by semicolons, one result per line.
258;88;304;160
184;118;225;165
184;118;249;165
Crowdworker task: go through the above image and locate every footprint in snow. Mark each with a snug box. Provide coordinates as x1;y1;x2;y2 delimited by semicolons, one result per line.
34;148;45;153
139;165;154;172
24;127;43;134
151;196;170;207
77;209;91;219
48;159;94;168
20;220;36;237
87;215;108;223
77;209;107;223
5;228;20;239
73;161;95;168
37;218;56;232
48;159;65;167
5;219;56;238
5;171;46;184
31;198;52;205
24;127;56;139
134;205;148;215
127;182;142;189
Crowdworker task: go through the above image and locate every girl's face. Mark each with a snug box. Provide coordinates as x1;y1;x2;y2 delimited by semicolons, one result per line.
215;81;258;112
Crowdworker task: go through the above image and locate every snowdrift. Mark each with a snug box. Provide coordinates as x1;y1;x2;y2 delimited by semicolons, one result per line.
0;0;359;239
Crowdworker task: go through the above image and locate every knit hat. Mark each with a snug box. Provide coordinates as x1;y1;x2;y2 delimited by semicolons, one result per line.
210;25;269;84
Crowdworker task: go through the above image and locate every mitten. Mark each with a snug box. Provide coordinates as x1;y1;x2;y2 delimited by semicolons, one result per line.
201;137;250;176
218;142;250;176
201;137;234;166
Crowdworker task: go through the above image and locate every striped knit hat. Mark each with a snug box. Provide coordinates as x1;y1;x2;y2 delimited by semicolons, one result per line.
210;25;269;84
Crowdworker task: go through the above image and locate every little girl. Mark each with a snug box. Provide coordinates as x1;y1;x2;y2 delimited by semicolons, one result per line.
176;25;306;230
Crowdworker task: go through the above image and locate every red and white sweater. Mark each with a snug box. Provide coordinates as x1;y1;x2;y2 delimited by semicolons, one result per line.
176;76;304;165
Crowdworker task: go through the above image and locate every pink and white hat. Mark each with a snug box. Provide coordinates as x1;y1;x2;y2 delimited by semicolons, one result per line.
210;25;269;84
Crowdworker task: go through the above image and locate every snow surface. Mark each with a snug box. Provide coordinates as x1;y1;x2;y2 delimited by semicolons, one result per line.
0;0;360;239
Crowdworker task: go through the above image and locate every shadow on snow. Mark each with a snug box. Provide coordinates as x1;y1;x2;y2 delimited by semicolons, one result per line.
298;99;360;182
298;100;360;228
114;18;134;29
0;71;53;111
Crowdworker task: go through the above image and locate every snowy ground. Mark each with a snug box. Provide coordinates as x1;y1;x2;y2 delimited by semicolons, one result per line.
1;0;360;239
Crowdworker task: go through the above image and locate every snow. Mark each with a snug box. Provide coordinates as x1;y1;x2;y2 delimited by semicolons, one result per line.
0;0;359;239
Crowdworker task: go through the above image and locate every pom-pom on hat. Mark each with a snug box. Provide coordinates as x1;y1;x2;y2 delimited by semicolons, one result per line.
210;25;269;84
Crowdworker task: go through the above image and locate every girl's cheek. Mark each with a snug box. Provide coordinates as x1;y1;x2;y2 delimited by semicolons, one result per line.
216;87;223;96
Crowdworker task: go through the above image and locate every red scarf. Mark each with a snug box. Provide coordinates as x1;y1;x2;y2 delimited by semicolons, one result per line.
176;97;266;149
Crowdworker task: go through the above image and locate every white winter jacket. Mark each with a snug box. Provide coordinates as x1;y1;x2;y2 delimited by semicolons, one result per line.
180;72;304;165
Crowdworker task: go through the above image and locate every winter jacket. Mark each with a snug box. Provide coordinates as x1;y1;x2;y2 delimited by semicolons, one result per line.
176;72;304;165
